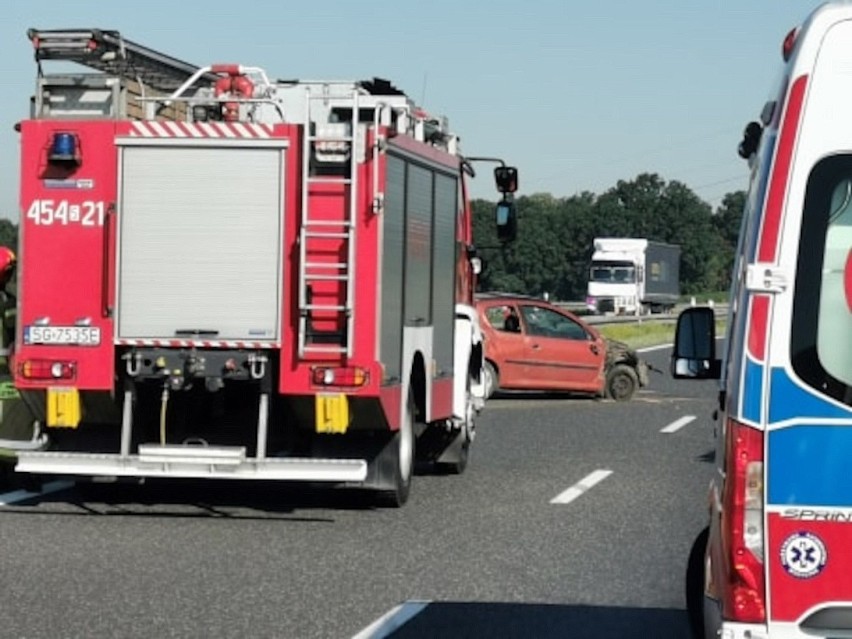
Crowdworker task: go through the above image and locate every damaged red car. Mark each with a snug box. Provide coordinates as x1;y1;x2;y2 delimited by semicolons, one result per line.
475;294;649;401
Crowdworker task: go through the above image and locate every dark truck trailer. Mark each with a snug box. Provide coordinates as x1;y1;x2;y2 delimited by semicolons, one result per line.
644;241;681;307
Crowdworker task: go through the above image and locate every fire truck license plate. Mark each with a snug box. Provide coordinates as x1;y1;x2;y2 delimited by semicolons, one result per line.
24;326;101;346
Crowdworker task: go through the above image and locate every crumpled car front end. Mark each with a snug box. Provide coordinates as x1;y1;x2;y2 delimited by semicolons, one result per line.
605;339;649;388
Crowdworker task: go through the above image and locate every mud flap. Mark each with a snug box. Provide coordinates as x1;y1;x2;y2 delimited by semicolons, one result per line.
362;432;404;490
416;423;470;474
0;396;40;450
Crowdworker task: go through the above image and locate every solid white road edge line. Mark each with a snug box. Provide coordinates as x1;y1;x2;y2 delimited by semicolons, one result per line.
637;343;674;353
638;335;726;354
0;480;75;506
661;415;696;434
352;600;431;639
550;469;613;505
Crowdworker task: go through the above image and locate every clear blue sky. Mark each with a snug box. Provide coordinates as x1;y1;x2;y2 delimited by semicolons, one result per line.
0;0;825;219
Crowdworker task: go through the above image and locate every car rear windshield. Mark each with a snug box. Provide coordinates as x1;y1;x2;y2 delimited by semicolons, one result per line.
792;154;852;403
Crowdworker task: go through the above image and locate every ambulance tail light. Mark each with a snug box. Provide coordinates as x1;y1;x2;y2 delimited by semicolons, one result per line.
19;359;76;381
722;418;766;623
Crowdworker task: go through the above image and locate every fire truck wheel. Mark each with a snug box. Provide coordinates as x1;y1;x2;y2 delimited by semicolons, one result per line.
686;527;709;639
483;361;499;399
605;364;638;401
376;393;415;507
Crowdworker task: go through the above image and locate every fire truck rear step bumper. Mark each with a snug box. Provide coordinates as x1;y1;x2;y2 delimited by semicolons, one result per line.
16;446;368;482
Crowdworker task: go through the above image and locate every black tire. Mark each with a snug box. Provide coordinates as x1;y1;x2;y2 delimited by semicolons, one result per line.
686;527;709;639
605;364;638;401
483;360;499;399
376;393;415;507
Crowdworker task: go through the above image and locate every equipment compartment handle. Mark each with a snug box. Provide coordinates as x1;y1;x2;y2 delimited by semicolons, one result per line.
102;202;116;318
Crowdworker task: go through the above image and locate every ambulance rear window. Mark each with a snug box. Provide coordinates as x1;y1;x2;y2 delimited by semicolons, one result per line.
792;155;852;402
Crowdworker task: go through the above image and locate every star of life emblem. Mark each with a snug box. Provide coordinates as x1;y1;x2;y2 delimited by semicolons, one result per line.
781;532;827;579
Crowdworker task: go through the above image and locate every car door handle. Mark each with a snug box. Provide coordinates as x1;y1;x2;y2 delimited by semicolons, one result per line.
531;344;541;350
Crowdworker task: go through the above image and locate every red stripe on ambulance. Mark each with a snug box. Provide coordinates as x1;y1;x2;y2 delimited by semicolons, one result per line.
757;75;807;263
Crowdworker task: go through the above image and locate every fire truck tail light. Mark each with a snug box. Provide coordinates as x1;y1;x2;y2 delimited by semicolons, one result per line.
20;359;76;381
722;418;766;623
312;366;368;387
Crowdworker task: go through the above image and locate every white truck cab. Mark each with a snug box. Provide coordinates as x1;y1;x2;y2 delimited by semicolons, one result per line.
675;3;852;637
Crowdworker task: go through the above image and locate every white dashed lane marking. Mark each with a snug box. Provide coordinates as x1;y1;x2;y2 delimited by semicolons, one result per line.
660;415;696;434
550;469;613;505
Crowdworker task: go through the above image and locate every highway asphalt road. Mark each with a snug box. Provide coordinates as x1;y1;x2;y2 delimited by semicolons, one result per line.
0;345;718;638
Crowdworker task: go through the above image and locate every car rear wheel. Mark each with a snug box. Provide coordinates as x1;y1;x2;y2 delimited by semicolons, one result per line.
605;364;638;401
483;361;499;399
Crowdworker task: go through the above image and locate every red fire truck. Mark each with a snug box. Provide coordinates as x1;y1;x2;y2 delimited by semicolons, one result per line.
10;29;518;506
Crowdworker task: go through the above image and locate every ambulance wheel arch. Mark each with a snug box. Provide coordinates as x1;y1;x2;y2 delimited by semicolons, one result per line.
685;527;709;639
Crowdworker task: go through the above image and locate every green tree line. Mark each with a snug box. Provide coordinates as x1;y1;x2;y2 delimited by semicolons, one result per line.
472;172;745;300
0;172;742;301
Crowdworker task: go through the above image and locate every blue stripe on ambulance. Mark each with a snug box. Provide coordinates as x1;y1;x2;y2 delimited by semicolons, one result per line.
767;366;852;505
742;356;764;424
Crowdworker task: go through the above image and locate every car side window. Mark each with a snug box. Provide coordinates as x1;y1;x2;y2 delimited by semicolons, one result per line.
520;305;587;340
485;305;521;333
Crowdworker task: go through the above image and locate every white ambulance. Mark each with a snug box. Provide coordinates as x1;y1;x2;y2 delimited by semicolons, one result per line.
674;3;852;637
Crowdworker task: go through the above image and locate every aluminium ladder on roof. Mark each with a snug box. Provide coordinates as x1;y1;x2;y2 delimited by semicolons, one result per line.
28;28;218;92
297;86;362;359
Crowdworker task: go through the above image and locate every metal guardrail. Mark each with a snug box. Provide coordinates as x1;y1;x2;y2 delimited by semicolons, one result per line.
556;302;728;326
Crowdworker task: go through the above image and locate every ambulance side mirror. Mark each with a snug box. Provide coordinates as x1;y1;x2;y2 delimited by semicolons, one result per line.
495;199;517;243
494;166;518;194
738;121;763;160
671;307;721;379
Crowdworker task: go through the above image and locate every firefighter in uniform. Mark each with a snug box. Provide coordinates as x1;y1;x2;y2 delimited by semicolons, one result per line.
0;247;37;447
0;247;18;395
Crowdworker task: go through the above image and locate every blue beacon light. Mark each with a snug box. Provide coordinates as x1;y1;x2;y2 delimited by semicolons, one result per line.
49;132;79;164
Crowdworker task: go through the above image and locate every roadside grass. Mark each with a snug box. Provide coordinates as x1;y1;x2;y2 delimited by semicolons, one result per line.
598;319;726;350
598;321;677;350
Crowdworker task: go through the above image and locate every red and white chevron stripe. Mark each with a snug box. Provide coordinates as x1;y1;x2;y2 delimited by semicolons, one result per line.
130;121;274;139
116;339;279;349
